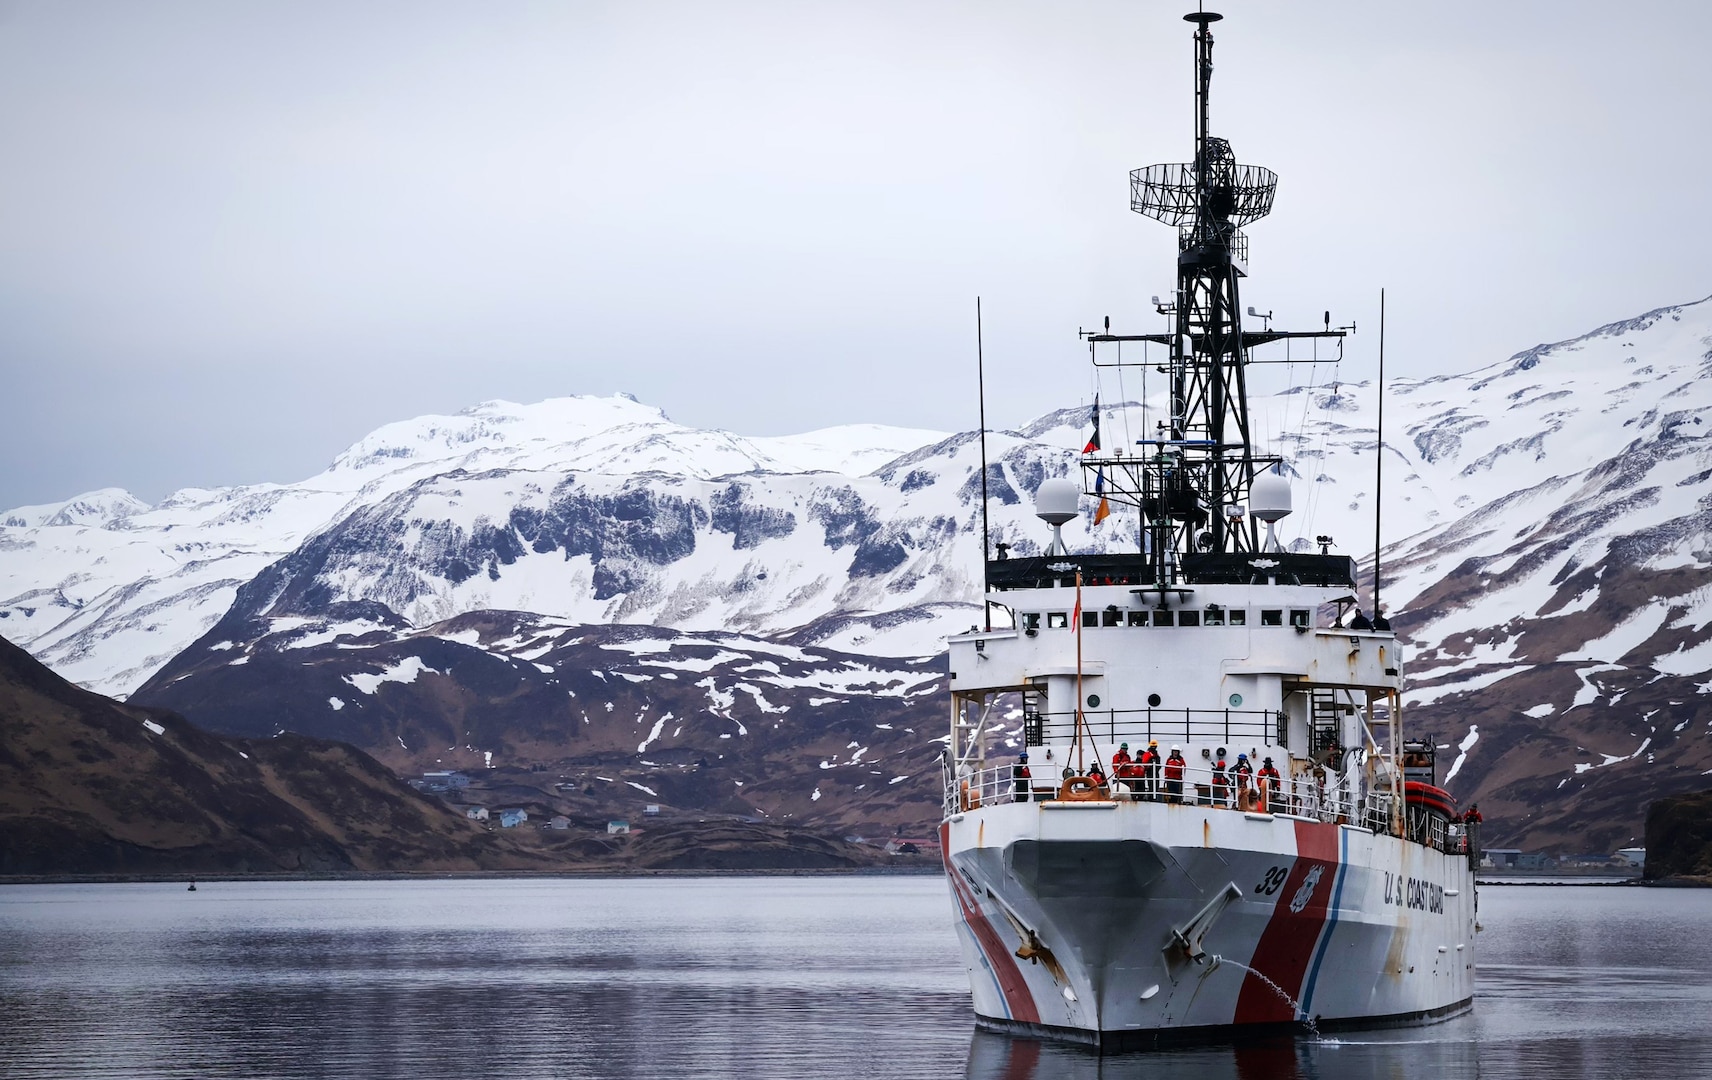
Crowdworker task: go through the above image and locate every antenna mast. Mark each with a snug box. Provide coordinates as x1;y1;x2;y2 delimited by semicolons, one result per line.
1374;289;1386;625
1069;11;1345;586
977;297;992;631
1124;12;1279;567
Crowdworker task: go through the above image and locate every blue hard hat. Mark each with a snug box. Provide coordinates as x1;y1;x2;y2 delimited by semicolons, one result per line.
1019;752;1029;760
1237;753;1248;760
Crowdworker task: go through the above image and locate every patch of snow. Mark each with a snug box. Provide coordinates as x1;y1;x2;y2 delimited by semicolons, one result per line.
811;787;822;801
1569;664;1624;709
346;656;437;695
141;719;165;735
734;683;788;714
626;781;658;796
1407;666;1530;706
328;697;345;711
1653;637;1712;677
637;714;668;753
1522;703;1555;718
1443;726;1480;783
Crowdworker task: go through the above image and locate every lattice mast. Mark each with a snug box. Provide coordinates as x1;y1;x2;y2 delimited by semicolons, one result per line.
1081;11;1343;584
1132;11;1275;560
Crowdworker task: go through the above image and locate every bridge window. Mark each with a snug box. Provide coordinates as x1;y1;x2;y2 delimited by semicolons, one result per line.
1290;609;1311;629
1261;609;1283;626
1153;610;1175;627
1229;609;1247;626
1127;610;1147;627
1047;612;1068;629
1101;608;1121;627
1082;611;1099;628
1021;612;1041;630
1204;607;1224;626
1179;610;1200;627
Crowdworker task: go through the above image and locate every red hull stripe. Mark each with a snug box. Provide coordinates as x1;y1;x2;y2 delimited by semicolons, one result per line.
1233;820;1342;1024
940;822;1041;1024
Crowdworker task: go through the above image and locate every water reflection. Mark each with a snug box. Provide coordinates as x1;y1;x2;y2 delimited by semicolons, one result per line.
1;879;1709;1080
965;1030;1485;1080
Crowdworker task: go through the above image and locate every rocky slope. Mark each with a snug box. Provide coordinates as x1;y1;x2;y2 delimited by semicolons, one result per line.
1643;788;1712;884
138;614;950;842
0;633;551;875
1376;301;1712;852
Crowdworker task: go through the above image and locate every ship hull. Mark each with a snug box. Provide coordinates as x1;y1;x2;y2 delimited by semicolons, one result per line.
941;799;1476;1048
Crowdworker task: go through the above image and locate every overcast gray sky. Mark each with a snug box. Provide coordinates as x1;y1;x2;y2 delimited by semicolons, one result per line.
3;1;1709;509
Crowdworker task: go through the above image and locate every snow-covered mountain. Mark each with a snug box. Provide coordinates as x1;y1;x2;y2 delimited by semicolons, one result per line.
5;295;1711;850
0;396;957;696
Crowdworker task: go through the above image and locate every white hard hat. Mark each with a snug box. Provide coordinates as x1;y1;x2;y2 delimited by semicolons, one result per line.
1171;744;1181;752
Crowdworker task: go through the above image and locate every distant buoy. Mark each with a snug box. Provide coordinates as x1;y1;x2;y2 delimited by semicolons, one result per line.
187;881;197;892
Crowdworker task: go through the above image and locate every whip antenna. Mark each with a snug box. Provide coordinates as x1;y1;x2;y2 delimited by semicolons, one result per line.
1374;288;1386;627
977;297;992;631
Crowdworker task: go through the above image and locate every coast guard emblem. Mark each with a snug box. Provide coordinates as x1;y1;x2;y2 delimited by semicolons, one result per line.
1289;865;1325;914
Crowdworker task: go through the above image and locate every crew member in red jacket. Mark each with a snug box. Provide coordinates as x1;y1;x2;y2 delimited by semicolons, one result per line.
1139;740;1161;801
1012;752;1032;803
1163;745;1186;803
1232;753;1254;809
1257;756;1282;813
1211;748;1230;806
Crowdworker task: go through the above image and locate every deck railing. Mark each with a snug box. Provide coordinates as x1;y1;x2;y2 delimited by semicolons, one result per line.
1027;707;1285;749
943;759;1479;860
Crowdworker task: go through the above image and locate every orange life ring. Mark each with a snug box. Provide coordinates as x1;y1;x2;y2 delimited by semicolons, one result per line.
1057;775;1108;802
959;780;982;811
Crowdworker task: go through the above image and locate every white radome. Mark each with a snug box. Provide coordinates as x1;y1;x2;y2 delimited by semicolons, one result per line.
1034;478;1081;526
1248;470;1292;523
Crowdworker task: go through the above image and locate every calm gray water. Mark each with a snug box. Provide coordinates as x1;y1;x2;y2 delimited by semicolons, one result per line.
1;876;1708;1079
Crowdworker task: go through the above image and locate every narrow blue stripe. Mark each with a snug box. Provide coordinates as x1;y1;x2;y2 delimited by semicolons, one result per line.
1300;827;1349;1016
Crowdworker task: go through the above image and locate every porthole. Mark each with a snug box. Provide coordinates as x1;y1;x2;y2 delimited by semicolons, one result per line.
1147;693;1162;707
1229;693;1244;707
1087;694;1102;708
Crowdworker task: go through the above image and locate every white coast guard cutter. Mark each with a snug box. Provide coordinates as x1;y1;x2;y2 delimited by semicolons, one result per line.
940;10;1476;1049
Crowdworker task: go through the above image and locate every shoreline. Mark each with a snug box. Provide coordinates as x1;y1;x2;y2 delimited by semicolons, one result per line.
0;864;947;886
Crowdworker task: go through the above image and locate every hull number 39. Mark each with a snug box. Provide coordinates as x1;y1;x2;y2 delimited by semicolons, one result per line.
1255;866;1287;895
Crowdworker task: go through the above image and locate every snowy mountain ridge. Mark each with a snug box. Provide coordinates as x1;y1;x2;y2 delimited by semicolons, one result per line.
0;400;956;696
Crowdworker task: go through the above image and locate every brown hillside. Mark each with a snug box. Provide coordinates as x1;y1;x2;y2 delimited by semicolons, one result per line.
0;634;553;876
